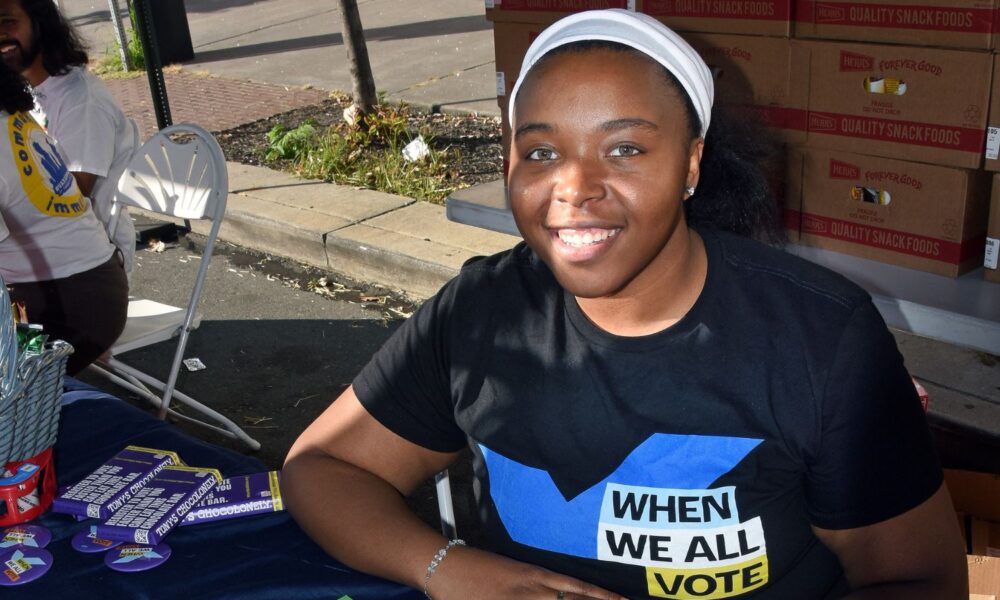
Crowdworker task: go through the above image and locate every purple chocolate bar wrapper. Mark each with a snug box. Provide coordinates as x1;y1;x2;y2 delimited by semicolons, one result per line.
52;446;182;520
180;471;284;525
95;466;221;546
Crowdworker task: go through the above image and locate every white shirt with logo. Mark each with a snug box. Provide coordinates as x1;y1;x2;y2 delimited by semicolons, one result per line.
0;111;115;283
31;67;138;273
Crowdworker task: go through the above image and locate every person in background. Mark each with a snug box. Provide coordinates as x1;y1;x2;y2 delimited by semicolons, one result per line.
283;10;967;600
0;59;127;374
1;0;139;274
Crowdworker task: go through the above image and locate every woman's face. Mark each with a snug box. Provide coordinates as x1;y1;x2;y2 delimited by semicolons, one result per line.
508;48;703;300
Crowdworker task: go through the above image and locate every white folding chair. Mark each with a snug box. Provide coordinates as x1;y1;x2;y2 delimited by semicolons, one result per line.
88;123;260;450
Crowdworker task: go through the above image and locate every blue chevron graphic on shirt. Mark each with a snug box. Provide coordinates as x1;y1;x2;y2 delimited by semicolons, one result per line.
480;433;762;559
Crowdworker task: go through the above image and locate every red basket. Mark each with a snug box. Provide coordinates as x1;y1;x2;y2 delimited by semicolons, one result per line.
0;447;57;526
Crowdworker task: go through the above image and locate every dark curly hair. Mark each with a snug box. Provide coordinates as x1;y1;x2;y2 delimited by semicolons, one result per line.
20;0;89;75
523;41;785;245
0;60;34;113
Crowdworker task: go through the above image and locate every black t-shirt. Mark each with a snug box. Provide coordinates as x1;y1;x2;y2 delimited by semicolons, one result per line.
354;228;941;600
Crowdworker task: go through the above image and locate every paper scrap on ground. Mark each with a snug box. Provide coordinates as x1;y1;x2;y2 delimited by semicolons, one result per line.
183;358;206;372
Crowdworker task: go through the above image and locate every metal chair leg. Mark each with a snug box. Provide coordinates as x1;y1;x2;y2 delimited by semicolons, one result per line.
434;469;457;539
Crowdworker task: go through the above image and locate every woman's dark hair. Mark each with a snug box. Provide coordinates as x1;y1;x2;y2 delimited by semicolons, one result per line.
0;60;35;113
20;0;89;75
530;41;786;245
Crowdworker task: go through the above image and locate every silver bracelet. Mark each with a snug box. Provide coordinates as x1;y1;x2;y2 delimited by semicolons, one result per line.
423;538;466;599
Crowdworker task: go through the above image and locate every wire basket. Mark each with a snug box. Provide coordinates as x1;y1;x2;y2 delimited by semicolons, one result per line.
0;279;73;525
0;281;73;465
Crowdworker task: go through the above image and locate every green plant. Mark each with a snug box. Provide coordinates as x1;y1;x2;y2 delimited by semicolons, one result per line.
264;120;319;162
94;2;145;75
124;2;147;69
262;104;462;204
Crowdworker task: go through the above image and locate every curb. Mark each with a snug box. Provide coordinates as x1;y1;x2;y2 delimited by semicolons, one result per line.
138;162;518;301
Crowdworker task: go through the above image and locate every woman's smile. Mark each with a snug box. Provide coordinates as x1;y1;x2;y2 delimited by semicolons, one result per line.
550;226;621;261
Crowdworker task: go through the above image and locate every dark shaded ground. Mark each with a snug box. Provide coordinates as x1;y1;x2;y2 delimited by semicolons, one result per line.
215;94;504;192
79;232;484;543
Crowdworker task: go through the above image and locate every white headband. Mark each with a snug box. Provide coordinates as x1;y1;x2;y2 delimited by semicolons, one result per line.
508;9;714;138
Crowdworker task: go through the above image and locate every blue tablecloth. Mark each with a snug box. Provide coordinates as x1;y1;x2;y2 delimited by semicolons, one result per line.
4;379;422;599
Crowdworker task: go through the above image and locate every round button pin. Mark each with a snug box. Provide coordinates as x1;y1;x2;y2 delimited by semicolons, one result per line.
0;525;51;549
0;546;54;585
71;526;123;553
104;542;171;572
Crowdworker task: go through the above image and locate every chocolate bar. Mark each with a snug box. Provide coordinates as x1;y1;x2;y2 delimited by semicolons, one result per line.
52;446;181;520
180;471;284;526
95;466;221;545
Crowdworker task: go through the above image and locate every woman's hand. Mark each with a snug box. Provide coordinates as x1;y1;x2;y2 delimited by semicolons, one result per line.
427;545;628;600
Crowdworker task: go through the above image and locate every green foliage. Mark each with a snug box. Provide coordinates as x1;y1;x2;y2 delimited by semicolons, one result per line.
93;2;145;75
264;120;319;162
262;104;460;204
125;1;147;70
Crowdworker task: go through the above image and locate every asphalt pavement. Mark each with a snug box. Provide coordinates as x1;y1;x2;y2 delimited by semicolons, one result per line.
76;231;473;538
56;0;1000;482
65;0;499;115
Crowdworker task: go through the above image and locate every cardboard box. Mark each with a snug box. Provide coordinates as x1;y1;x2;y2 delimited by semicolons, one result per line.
987;174;1000;282
485;0;635;24
803;40;992;169
685;33;808;144
968;555;1000;598
642;0;793;37
948;470;1000;595
793;148;990;276
969;517;1000;557
493;21;542;103
984;56;1000;172
794;0;999;51
493;21;546;173
946;469;1000;521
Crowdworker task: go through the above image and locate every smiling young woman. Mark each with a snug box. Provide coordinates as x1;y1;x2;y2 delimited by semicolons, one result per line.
284;10;967;600
508;46;707;335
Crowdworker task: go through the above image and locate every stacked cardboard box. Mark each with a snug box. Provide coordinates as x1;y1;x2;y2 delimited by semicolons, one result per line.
788;1;997;277
788;147;990;276
800;41;990;169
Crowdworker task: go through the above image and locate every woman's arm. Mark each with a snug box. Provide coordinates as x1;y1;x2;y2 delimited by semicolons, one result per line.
813;482;968;599
283;386;626;600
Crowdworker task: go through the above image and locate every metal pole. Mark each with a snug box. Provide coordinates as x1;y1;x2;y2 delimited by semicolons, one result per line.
131;0;172;130
131;0;188;232
107;0;132;72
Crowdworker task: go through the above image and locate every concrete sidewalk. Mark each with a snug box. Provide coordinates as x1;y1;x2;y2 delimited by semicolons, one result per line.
175;162;518;300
